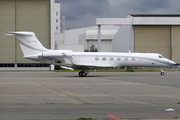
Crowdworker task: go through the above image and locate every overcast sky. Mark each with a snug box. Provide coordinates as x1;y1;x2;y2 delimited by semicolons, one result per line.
55;0;180;29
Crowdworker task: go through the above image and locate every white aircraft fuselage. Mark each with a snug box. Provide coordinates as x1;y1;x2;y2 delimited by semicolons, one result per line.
40;50;175;68
6;31;176;77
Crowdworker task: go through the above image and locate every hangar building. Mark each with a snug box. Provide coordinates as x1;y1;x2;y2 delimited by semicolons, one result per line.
0;0;60;70
97;14;180;64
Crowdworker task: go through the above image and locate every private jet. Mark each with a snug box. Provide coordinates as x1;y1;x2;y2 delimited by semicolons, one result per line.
6;31;176;77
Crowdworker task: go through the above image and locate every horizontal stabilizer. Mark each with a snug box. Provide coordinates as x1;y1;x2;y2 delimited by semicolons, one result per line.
6;31;33;36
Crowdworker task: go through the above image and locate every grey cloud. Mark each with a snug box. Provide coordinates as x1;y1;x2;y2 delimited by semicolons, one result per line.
55;0;180;29
63;0;110;18
130;0;170;13
56;0;110;29
108;0;171;18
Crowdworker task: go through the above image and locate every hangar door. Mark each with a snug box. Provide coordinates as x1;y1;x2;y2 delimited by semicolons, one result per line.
134;26;171;59
171;26;180;63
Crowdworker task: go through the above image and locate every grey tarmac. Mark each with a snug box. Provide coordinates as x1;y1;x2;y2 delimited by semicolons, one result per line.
0;71;180;120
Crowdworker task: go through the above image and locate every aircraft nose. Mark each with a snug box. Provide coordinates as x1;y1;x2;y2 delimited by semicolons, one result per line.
168;60;176;66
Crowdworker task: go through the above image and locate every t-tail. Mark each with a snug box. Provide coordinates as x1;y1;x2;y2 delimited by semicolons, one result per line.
6;32;48;58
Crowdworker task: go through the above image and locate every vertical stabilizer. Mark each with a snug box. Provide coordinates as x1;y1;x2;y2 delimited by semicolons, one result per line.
6;32;48;56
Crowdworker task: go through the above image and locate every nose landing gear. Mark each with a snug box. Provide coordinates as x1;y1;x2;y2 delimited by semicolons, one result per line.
160;70;165;76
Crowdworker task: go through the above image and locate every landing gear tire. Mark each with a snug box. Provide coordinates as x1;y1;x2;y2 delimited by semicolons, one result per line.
78;71;87;77
78;72;82;77
160;72;164;76
82;73;87;77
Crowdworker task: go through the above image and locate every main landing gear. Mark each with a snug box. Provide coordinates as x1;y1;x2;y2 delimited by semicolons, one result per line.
78;69;89;77
160;70;165;76
79;71;87;77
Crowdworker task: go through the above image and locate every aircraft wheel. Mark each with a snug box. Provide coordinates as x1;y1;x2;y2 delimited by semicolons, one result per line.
160;72;164;76
78;71;87;77
82;73;87;77
78;72;82;77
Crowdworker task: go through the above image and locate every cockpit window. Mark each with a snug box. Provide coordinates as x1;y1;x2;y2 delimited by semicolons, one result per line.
159;55;164;58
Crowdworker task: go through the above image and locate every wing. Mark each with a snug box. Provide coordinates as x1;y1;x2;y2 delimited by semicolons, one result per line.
61;53;117;69
75;63;115;68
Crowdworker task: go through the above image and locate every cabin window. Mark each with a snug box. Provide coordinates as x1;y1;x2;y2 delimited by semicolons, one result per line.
139;58;143;61
124;57;128;61
132;57;135;61
110;57;113;60
117;57;121;61
102;57;106;60
95;57;99;60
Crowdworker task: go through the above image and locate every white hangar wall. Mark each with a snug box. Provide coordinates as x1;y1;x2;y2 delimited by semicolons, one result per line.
112;25;134;53
56;26;120;52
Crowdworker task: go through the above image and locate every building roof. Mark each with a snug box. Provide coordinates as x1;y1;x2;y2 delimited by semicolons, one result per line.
130;14;180;17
